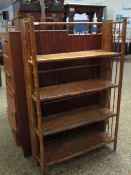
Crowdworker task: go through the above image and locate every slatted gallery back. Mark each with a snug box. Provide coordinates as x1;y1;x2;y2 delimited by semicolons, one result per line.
34;22;103;55
35;31;102;55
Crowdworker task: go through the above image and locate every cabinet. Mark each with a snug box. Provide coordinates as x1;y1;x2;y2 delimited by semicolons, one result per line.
20;17;126;174
1;27;103;157
1;32;31;157
64;3;106;33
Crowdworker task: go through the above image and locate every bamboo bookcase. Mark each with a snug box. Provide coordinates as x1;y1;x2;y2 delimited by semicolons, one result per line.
20;17;127;174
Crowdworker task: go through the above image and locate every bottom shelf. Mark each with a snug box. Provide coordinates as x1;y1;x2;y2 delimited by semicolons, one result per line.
44;128;114;166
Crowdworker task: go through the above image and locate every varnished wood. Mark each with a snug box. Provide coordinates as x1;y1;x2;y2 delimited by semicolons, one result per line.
1;32;31;157
19;18;126;175
44;128;113;166
29;16;46;174
101;20;113;51
29;50;121;63
32;80;118;102
20;18;37;160
64;3;106;33
41;107;116;136
114;18;127;151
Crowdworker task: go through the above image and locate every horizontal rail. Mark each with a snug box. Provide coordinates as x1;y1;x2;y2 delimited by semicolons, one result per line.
34;22;102;25
33;21;123;26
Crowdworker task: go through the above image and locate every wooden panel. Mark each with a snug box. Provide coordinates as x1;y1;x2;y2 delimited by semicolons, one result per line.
5;68;15;90
33;80;117;102
7;107;19;145
3;54;13;75
38;58;101;87
29;50;121;63
7;107;17;131
2;32;31;157
41;93;101;116
2;34;12;58
44;128;113;166
35;32;102;55
40;107;116;136
6;85;16;111
9;32;31;157
101;21;113;51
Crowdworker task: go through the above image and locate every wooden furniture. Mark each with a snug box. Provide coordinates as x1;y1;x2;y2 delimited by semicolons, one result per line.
45;0;64;22
12;0;65;29
1;27;103;157
12;0;41;30
13;12;41;30
64;3;106;33
1;32;31;157
20;17;126;174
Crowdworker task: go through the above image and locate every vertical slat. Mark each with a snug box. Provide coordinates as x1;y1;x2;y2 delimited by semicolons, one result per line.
28;16;45;174
20;19;37;160
114;18;127;151
101;20;113;51
101;21;113;135
113;23;116;52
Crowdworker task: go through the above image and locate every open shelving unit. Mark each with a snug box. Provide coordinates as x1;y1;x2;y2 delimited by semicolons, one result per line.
20;17;126;174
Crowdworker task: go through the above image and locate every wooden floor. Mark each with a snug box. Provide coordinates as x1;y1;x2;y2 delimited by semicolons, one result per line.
29;50;121;63
32;80;118;102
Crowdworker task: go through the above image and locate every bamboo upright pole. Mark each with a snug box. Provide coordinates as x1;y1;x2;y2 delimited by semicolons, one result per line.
20;18;37;160
28;16;45;175
114;18;127;151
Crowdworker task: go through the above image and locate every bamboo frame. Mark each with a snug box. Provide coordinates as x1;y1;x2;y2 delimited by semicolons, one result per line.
20;17;127;175
114;18;127;151
20;18;37;160
29;16;45;174
34;20;122;26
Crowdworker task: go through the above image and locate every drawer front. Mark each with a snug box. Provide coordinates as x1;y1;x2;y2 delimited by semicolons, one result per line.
2;34;11;58
3;54;13;75
5;68;15;91
6;85;16;112
7;107;19;145
7;107;17;131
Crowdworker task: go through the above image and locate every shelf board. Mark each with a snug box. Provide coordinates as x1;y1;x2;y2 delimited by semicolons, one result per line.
44;129;114;166
33;80;118;102
41;106;116;136
29;50;121;63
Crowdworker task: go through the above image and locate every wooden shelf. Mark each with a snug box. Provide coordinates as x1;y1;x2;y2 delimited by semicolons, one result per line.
33;80;118;102
44;129;113;166
40;106;116;136
29;50;121;63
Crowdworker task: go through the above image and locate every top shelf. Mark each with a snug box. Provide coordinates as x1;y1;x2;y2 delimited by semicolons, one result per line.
29;50;121;63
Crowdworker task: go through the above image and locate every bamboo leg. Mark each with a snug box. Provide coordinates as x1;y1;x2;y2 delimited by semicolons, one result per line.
20;19;37;160
114;18;127;151
28;16;45;173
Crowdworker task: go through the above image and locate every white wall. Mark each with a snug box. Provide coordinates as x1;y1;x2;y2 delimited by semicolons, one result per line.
64;0;104;5
0;5;13;21
0;5;13;32
65;0;131;19
104;0;131;19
